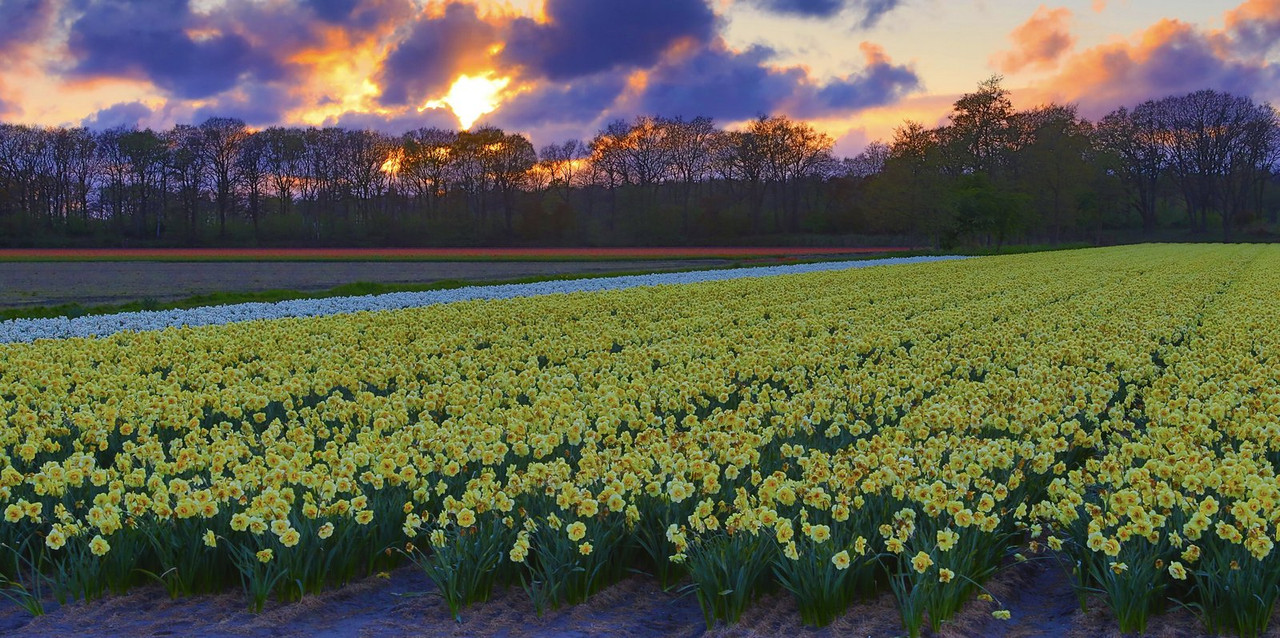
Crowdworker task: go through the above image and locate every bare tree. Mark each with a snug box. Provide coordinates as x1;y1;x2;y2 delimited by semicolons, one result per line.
488;132;537;232
401;127;457;219
236;131;270;236
57;127;98;228
118;128;166;238
164;124;207;241
1096;103;1168;233
844;141;890;179
260;127;305;218
1224;102;1280;234
750;115;835;232
0;125;48;226
340;129;394;222
1156;90;1280;239
539;139;588;195
589;120;631;230
199;117;248;237
618;116;672;190
714;128;768;233
452;126;504;228
664;116;717;234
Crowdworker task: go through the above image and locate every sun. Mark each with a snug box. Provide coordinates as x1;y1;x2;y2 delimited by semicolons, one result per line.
419;73;511;130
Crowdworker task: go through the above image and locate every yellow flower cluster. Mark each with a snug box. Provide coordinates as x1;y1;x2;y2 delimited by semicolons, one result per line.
0;245;1273;632
1029;245;1280;634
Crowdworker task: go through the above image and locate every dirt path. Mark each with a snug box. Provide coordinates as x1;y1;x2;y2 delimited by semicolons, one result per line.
0;260;728;309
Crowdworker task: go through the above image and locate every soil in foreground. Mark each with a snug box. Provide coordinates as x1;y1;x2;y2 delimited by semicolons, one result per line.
0;560;1248;637
0;260;730;309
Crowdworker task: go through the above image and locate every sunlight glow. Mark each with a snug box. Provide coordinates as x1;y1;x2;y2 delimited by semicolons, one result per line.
289;33;390;126
380;148;404;175
419;73;510;130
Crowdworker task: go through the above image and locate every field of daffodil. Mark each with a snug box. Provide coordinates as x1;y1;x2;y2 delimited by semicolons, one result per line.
1;244;1277;636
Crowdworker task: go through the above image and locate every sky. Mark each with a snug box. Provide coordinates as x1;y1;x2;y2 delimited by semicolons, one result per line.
0;0;1277;156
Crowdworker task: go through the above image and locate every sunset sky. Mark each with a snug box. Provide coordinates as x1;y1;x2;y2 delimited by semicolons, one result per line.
0;0;1276;155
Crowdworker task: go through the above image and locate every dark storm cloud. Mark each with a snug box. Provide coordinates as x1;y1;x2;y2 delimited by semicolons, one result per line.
1224;0;1280;58
853;0;903;27
0;95;17;118
0;0;57;54
747;0;903;28
36;0;925;139
750;0;843;18
808;43;921;113
66;0;285;99
323;107;461;135
80;101;155;130
1129;29;1260;98
1050;18;1280;115
375;2;500;106
62;0;412;103
502;0;717;80
304;0;362;22
635;45;808;121
298;0;414;32
192;84;300;126
489;74;629;129
635;42;919;121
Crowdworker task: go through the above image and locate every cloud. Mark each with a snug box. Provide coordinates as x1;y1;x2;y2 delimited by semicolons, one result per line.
231;0;412;60
633;44;809;121
305;0;366;23
751;0;843;17
632;40;919;122
993;6;1075;73
192;83;302;127
1031;13;1280;116
832;127;871;157
24;0;1279;157
321;107;461;135
489;74;630;129
502;0;717;81
1224;0;1280;58
375;2;501;106
744;0;904;28
63;0;414;106
0;0;57;55
80;101;156;130
0;94;17;119
66;0;287;100
808;42;921;113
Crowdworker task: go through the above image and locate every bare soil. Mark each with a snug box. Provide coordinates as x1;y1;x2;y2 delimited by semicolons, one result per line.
1;560;1268;637
0;260;728;309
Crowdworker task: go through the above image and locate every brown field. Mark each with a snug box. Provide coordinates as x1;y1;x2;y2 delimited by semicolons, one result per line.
0;559;1240;637
0;259;729;309
0;247;911;262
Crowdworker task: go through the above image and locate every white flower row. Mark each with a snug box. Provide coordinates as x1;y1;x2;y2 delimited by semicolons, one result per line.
0;256;965;344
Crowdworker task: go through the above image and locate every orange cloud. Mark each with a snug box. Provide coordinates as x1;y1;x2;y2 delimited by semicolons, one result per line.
1017;4;1280;118
0;81;18;118
285;25;394;125
1224;0;1280;57
992;5;1075;73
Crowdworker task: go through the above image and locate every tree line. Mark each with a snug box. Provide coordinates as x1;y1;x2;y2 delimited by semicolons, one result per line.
0;78;1277;248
